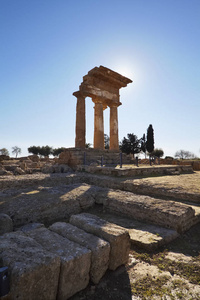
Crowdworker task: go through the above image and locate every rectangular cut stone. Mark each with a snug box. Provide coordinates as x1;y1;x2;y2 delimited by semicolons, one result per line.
0;231;60;300
24;227;91;300
102;190;196;233
69;213;130;270
49;222;110;284
0;183;96;228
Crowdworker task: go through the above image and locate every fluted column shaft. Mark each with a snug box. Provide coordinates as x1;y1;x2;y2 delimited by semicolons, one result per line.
74;92;85;148
93;101;104;149
109;104;119;150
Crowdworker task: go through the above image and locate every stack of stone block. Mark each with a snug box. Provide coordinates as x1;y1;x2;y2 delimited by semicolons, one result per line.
0;214;130;299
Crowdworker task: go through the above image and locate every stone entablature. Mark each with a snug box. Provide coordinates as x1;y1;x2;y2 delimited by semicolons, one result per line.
73;66;132;150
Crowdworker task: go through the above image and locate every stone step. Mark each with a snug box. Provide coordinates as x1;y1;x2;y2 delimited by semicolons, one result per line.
93;189;197;233
84;210;179;251
49;222;110;284
0;183;99;228
69;213;130;271
2;180;199;234
82;173;200;204
22;226;91;300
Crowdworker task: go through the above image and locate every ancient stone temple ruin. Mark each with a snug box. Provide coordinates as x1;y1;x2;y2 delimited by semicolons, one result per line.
73;66;132;150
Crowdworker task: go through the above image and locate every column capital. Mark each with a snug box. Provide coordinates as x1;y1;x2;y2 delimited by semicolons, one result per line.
73;91;85;98
108;101;122;108
92;96;102;104
92;97;108;110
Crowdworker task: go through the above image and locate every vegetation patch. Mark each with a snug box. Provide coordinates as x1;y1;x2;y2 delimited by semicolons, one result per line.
131;274;172;299
131;249;200;285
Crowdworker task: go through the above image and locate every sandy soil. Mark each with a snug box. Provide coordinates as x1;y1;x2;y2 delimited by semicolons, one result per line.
133;171;200;194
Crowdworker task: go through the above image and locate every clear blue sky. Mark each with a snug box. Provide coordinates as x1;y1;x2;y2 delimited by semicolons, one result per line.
1;0;200;158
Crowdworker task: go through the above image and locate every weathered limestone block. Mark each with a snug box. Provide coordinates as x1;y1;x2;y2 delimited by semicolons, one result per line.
69;213;130;270
0;231;60;300
49;222;110;284
28;154;40;162
41;163;54;173
24;227;91;300
0;213;13;235
53;163;72;173
0;184;86;227
19;161;27;171
58;151;81;168
25;162;39;168
41;163;72;174
20;222;45;232
0;182;97;227
14;167;26;175
0;166;7;175
100;190;196;232
192;161;200;171
74;183;98;209
3;165;19;172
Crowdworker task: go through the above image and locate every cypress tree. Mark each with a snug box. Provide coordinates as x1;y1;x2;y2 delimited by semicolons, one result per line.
146;124;154;154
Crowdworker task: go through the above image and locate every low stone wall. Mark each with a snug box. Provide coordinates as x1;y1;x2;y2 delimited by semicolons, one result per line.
169;160;200;171
78;165;193;177
140;158;200;171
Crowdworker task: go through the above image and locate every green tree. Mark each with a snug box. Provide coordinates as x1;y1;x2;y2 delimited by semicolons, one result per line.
140;134;146;157
28;145;53;157
120;133;141;156
12;146;21;158
146;124;154;155
52;147;66;156
0;148;9;156
28;146;40;155
104;134;110;149
39;146;52;157
152;148;164;158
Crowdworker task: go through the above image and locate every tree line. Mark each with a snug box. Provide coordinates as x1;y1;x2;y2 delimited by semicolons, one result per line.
27;146;66;157
0;146;65;158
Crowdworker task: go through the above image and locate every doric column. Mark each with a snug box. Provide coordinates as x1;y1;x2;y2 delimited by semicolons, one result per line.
109;104;119;150
73;91;86;148
93;99;104;149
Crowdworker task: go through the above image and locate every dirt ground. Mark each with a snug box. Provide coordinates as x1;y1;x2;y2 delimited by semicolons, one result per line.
1;171;200;299
132;171;200;195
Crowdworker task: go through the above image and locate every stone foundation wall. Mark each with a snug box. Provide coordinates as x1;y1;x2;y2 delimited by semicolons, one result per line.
57;148;133;166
